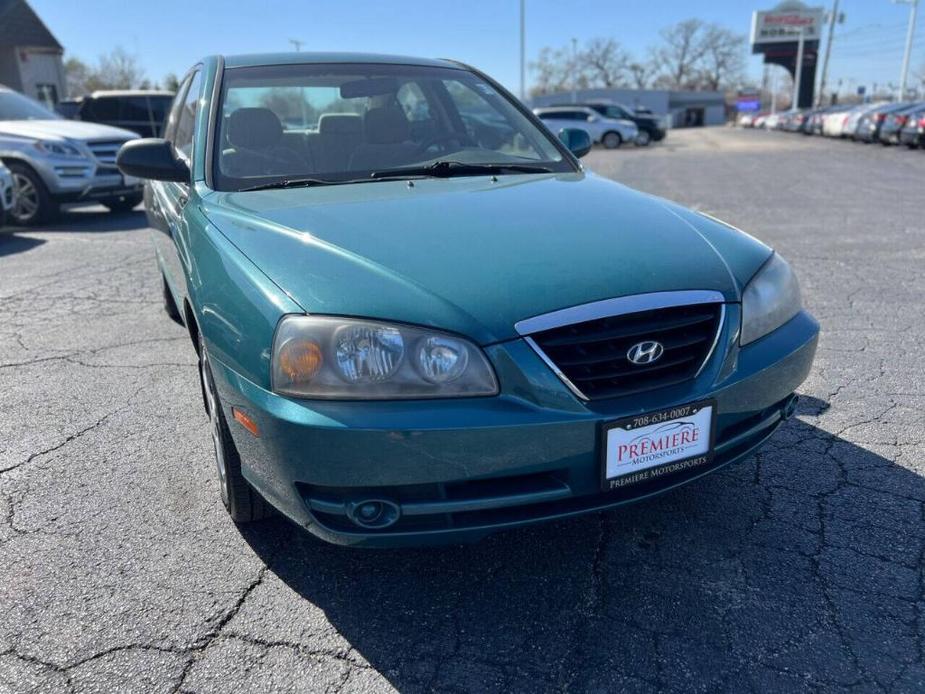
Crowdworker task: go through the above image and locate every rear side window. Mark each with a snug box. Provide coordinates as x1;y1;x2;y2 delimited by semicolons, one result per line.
82;97;120;121
173;70;202;161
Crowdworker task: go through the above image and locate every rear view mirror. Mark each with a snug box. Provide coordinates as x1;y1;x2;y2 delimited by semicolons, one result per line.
116;138;189;183
340;77;399;99
558;128;592;158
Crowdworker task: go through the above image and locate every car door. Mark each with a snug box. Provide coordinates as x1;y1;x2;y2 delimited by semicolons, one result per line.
149;68;202;310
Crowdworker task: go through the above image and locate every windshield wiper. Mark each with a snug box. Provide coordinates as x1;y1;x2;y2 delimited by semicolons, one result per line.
239;177;372;192
369;161;553;179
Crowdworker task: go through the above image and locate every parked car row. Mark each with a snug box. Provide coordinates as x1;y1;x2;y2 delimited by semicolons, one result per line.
739;101;925;148
534;101;667;148
0;86;148;225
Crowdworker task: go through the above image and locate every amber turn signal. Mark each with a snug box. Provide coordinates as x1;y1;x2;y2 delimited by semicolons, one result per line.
277;339;324;384
232;408;260;437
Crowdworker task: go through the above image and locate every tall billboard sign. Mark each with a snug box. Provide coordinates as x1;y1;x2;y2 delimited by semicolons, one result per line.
751;6;824;45
751;2;824;109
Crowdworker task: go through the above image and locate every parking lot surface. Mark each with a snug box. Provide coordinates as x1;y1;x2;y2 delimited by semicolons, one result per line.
1;127;923;693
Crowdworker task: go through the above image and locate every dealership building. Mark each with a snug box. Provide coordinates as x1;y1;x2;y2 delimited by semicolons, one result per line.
0;0;66;107
531;88;727;128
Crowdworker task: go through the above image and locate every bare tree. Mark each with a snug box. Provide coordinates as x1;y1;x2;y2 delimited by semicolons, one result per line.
163;73;181;93
96;47;146;90
651;19;708;89
698;25;746;91
530;46;570;96
64;47;147;96
580;38;629;88
627;61;656;90
64;56;92;97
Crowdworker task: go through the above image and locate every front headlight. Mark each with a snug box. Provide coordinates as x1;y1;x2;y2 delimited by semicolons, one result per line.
741;253;802;345
271;315;498;399
34;140;86;159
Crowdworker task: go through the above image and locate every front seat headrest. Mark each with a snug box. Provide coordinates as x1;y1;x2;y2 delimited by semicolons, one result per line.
319;113;362;136
227;108;284;149
364;106;411;145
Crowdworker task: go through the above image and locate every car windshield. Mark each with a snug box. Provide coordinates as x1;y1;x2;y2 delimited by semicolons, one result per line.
214;63;570;190
0;90;61;120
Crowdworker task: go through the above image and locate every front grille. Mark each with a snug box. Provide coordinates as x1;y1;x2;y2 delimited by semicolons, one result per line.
86;140;128;165
529;302;723;400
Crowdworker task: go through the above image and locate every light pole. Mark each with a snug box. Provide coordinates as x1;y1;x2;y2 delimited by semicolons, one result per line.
817;0;841;106
894;0;919;100
792;27;805;110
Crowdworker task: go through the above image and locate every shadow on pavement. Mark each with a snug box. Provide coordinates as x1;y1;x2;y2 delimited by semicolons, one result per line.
0;233;46;258
239;412;925;690
50;207;148;233
4;206;148;235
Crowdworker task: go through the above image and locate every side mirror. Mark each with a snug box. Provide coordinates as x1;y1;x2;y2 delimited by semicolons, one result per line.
558;128;592;159
116;138;189;183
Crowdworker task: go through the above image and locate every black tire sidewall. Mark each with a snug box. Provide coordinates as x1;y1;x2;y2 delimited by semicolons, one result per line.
102;193;143;212
602;132;622;149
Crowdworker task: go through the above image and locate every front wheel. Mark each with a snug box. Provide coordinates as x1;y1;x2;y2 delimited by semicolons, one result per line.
7;162;56;226
101;192;143;213
601;131;622;149
199;334;272;523
634;130;652;146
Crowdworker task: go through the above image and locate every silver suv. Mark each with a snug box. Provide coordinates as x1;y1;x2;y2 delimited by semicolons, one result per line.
0;86;142;225
533;106;638;149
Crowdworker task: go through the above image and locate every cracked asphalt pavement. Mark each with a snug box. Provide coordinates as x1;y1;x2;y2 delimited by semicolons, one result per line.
1;127;924;693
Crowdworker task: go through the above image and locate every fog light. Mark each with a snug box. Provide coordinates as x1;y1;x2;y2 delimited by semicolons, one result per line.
345;498;401;529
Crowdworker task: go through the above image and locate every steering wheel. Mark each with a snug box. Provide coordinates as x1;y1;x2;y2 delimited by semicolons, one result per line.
417;133;466;154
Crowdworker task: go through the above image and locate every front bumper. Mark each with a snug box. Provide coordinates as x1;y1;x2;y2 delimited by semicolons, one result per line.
27;157;142;202
210;308;819;547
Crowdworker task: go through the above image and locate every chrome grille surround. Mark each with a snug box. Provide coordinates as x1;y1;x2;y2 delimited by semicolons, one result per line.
517;291;726;401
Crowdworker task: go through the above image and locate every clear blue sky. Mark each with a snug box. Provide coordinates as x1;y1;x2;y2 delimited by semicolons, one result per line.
29;0;925;95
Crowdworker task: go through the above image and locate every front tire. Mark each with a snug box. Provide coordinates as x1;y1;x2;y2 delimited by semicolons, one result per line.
634;130;652;146
101;192;143;213
602;131;622;149
199;334;272;523
6;162;56;226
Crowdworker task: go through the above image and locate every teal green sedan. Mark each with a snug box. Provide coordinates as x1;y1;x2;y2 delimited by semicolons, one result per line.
116;53;818;546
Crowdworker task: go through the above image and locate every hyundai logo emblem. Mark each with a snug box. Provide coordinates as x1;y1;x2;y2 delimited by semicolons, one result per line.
627;340;664;365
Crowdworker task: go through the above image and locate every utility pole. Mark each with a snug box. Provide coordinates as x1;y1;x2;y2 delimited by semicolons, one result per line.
771;69;778;114
792;27;805;109
894;0;919;100
817;0;840;106
571;37;578;103
519;0;526;101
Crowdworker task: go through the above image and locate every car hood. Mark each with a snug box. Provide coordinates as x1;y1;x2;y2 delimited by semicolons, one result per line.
203;172;771;344
0;119;139;141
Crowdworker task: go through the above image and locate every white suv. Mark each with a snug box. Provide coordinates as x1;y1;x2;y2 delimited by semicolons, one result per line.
0;87;142;225
533;106;638;149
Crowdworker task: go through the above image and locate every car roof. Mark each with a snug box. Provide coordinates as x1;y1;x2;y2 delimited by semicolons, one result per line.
221;52;461;70
88;90;174;98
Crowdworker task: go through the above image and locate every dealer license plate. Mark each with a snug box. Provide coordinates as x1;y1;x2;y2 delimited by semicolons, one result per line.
602;401;715;491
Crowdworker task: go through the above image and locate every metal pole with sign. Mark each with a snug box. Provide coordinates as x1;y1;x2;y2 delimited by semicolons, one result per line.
792;27;805;109
895;0;919;100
